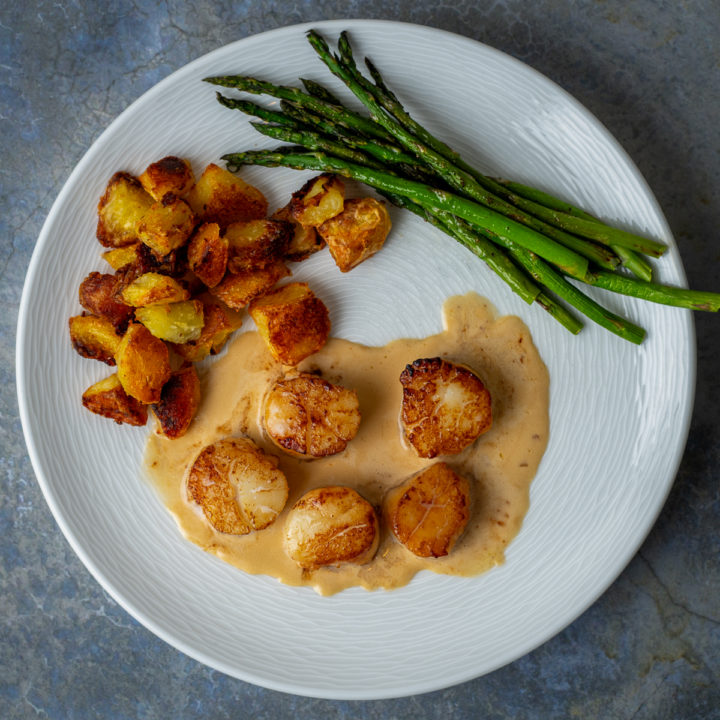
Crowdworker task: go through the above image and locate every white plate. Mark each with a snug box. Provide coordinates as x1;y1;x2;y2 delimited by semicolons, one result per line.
17;20;695;699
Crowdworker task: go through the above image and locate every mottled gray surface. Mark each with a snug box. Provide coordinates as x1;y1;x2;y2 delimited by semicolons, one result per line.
2;1;719;718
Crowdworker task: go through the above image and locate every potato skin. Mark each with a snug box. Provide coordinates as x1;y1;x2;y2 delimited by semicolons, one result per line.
78;271;134;332
82;373;148;426
139;156;194;201
69;314;122;365
187;222;228;288
152;365;201;438
384;462;470;558
96;171;154;248
115;322;171;404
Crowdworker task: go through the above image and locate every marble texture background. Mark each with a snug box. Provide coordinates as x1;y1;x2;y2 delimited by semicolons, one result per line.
2;1;718;718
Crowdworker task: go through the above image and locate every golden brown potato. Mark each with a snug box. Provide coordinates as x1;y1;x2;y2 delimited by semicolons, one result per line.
263;373;361;458
399;357;492;458
187;222;228;288
96;171;154;248
102;243;140;271
152;365;201;438
69;314;122;365
120;272;190;307
78;271;134;332
170;301;239;362
186;163;268;228
187;437;289;535
209;261;290;310
115;322;171;404
318;197;391;272
135;299;204;343
248;282;330;365
137;195;195;256
225;219;292;272
82;373;148;426
384;462;471;558
271;203;325;261
289;173;345;227
139;156;195;200
284;486;379;570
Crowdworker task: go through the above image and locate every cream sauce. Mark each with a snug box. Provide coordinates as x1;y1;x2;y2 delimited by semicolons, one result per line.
144;293;549;595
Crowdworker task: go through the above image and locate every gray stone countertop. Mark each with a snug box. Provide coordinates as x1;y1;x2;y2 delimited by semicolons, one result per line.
2;2;718;718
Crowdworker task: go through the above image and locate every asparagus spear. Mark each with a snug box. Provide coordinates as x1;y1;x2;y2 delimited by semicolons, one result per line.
300;77;343;105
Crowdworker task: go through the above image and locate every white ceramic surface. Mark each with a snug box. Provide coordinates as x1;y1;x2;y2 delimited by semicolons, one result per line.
17;20;695;699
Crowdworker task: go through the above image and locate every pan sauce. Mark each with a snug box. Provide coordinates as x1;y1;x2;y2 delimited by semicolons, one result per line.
144;293;549;595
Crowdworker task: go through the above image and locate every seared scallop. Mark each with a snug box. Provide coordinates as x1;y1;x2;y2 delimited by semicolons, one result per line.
263;373;361;458
384;462;470;558
187;437;289;535
284;486;379;569
399;357;492;458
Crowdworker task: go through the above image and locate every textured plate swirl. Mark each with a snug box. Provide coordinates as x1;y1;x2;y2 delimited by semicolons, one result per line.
16;20;695;699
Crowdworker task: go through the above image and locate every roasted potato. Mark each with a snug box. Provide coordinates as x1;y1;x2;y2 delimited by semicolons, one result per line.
225;218;292;272
263;372;360;458
170;301;239;362
187;222;228;288
399;357;492;458
135;299;204;343
271;202;325;261
187;437;289;535
209;261;290;310
248;282;330;365
186;163;268;228
78;271;134;332
318;197;391;272
120;271;190;307
137;195;195;256
152;365;201;438
82;373;148;426
97;171;154;248
69;314;122;364
102;243;140;271
139;156;194;201
115;322;172;404
284;486;379;570
384;462;470;558
289;173;344;227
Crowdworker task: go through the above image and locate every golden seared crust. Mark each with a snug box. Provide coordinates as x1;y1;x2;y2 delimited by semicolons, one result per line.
399;357;492;458
271;203;325;261
152;365;201;439
209;261;290;310
137;195;195;257
186;163;268;228
115;322;171;404
263;372;361;458
225;219;292;273
187;437;289;535
284;486;379;569
139;156;195;201
69;314;122;365
82;373;148;426
78;271;134;333
248;282;330;366
96;172;154;248
289;173;345;227
318;196;392;272
187;222;228;288
385;462;471;558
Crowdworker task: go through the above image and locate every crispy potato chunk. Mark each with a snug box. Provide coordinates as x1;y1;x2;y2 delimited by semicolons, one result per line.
135;299;204;343
69;314;122;365
120;271;190;307
186;163;268;228
102;243;140;271
399;357;492;458
97;172;154;248
187;437;289;535
137;195;195;256
263;373;360;458
115;323;171;404
318;197;391;272
82;373;148;426
187;222;228;288
289;173;344;227
284;486;379;570
171;301;239;362
152;365;201;438
225;219;292;272
384;463;471;558
248;282;330;365
139;156;194;200
272;203;325;261
209;261;290;310
78;271;134;332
